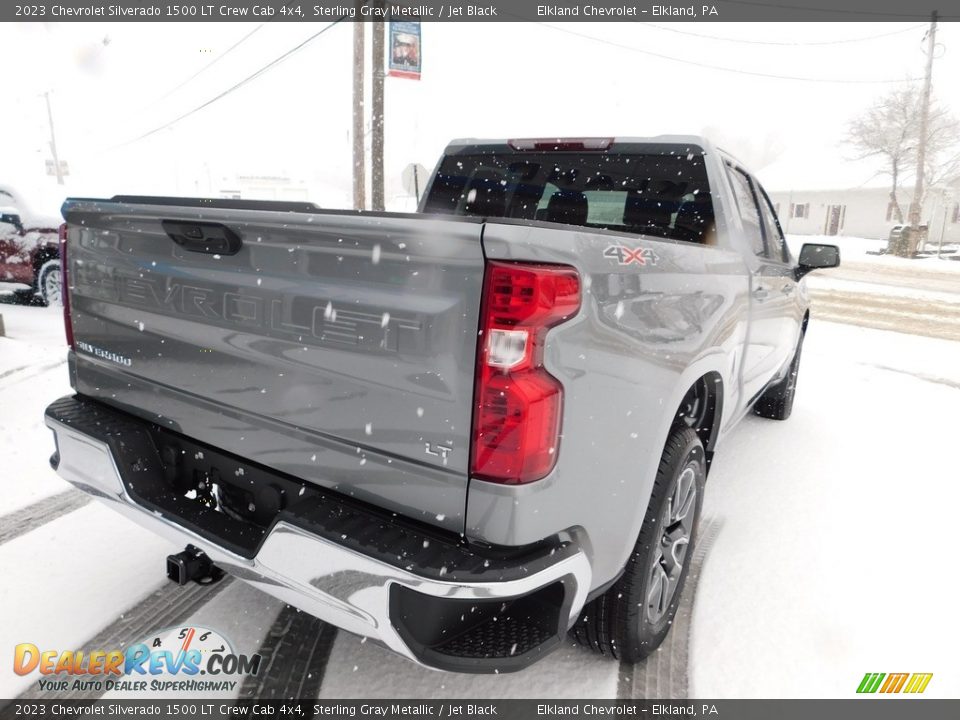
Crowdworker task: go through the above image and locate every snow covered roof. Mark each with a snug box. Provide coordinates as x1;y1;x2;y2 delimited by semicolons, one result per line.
0;183;66;228
754;144;892;194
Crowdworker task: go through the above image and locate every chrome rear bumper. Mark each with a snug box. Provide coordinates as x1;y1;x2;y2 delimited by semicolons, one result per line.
45;410;591;673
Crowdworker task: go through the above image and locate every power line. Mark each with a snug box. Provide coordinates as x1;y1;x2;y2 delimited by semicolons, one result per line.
539;23;926;84
112;19;347;150
642;22;927;47
148;24;266;106
132;3;300;126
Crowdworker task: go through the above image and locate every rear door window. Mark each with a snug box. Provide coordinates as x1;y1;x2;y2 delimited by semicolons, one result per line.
726;165;766;258
757;185;789;263
422;146;716;245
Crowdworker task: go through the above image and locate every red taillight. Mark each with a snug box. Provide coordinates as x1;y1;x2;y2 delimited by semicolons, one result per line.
59;222;74;349
470;261;581;484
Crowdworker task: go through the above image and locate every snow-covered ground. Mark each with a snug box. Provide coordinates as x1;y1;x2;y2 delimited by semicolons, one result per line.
693;321;960;698
1;256;958;697
0;303;73;513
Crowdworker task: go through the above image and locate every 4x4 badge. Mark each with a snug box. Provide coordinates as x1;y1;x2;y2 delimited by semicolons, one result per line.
604;245;659;267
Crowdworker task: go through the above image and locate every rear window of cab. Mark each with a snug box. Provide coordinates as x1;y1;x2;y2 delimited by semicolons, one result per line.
422;146;716;245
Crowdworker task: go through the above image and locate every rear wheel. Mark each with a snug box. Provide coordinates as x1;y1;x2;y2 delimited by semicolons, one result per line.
37;259;62;307
753;332;804;421
572;427;705;661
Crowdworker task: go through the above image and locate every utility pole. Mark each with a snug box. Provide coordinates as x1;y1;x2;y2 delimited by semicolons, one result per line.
43;91;64;186
371;18;385;212
352;15;366;211
936;190;951;258
907;10;938;254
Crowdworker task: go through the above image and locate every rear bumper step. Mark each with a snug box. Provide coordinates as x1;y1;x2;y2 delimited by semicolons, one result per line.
44;395;591;673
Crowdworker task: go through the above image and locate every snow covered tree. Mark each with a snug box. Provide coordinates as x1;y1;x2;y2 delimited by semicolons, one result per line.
846;87;921;226
846;87;959;231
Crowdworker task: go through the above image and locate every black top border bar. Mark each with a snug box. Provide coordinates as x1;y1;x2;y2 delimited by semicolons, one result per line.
4;0;957;22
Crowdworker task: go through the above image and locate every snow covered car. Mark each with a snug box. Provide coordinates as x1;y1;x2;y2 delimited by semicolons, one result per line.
45;137;840;672
0;192;62;305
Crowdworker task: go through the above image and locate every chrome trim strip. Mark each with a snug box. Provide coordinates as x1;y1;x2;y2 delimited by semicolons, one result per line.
45;417;592;669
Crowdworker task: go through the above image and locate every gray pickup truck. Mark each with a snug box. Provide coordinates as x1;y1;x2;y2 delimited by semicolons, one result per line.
45;136;838;673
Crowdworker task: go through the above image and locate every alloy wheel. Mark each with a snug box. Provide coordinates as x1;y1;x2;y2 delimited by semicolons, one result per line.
44;269;62;305
645;464;698;625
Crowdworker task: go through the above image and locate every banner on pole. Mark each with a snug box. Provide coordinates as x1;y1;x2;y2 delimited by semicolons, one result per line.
388;21;421;80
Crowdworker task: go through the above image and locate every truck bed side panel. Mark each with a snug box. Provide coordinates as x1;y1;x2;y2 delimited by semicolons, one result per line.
468;220;750;587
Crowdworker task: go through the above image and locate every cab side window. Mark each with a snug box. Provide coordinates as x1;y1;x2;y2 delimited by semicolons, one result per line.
756;185;789;263
725;165;765;258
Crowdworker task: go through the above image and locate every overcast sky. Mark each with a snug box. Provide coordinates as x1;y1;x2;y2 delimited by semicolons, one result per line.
3;21;958;212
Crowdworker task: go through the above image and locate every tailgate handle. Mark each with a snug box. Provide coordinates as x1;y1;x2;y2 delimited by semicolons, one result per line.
162;220;242;255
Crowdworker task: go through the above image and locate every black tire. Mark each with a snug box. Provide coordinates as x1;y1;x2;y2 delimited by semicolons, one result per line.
753;332;804;421
572;427;706;662
36;259;63;307
5;288;40;305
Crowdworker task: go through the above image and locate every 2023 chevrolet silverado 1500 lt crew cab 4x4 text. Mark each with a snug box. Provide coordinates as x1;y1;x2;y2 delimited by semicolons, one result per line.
44;137;838;673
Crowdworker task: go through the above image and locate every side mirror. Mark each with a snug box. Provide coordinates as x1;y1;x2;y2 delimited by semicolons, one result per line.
796;243;840;280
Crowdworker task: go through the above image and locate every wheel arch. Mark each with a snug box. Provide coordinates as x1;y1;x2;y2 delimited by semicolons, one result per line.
671;372;724;474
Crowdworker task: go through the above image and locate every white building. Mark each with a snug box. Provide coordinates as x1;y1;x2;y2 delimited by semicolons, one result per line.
756;144;960;248
767;181;960;247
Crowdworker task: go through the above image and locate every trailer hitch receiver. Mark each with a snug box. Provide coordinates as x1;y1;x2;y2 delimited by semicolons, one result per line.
166;545;224;586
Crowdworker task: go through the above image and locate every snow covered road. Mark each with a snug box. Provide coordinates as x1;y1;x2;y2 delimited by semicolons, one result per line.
1;294;958;698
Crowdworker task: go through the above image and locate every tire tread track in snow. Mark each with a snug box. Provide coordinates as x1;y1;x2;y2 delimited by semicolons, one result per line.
809;292;960;342
617;517;722;699
16;578;235;701
0;359;67;389
858;362;960;391
0;490;90;546
0;364;30;381
238;605;338;701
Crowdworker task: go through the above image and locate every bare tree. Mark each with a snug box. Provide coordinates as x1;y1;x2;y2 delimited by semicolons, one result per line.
846;87;960;226
923;103;960;193
845;87;920;225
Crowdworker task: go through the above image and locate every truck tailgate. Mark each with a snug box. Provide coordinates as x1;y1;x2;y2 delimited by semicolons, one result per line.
61;199;485;532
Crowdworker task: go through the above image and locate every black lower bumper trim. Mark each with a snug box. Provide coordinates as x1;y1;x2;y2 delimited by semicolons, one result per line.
45;395;578;583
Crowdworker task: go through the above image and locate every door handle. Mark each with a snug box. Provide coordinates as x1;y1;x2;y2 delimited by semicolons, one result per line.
752;286;769;301
781;284;794;295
